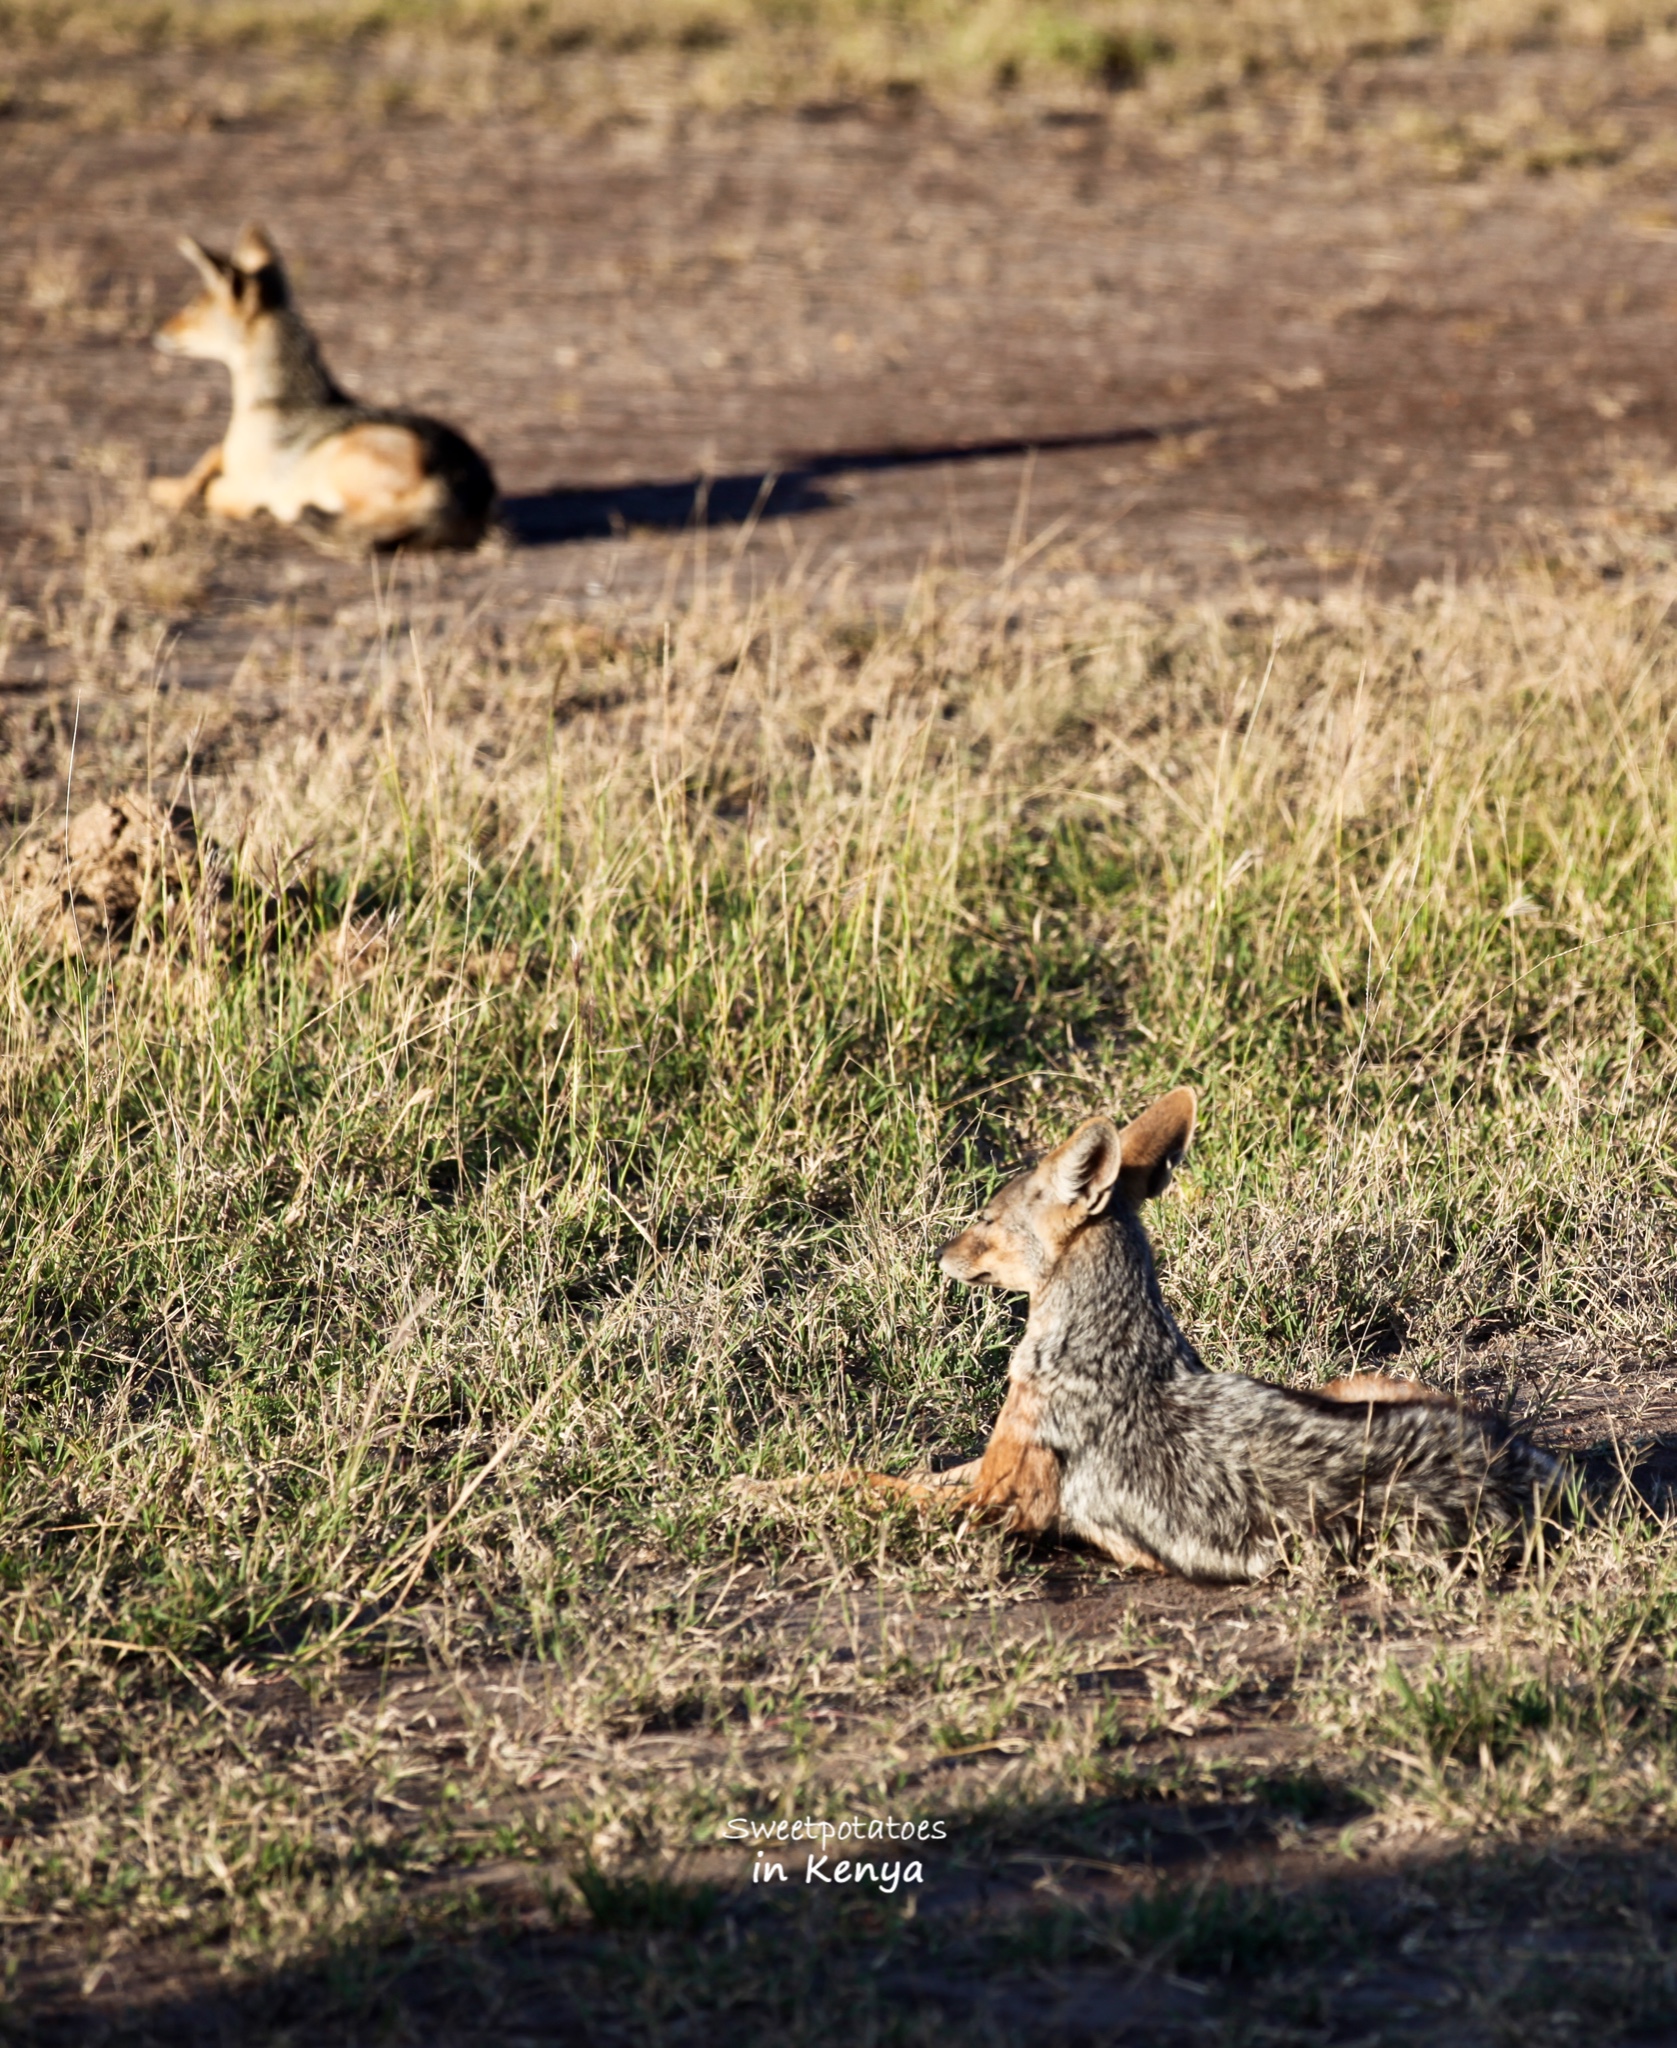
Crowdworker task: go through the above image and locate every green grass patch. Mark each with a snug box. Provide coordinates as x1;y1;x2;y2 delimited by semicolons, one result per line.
4;561;1677;2009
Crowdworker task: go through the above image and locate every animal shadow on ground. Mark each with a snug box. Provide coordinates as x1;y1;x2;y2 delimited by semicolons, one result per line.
498;424;1183;545
1580;1432;1677;1514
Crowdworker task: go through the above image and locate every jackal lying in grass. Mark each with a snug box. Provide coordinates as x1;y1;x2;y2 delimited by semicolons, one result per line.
822;1090;1561;1580
148;224;496;550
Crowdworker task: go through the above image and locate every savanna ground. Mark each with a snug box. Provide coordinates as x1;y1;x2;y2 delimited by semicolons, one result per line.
7;1;1677;2040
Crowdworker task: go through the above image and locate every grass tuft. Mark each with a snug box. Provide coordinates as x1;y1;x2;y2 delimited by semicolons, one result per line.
572;1860;719;1930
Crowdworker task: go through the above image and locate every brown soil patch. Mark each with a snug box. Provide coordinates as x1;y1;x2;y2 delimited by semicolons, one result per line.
7;791;218;954
13;1496;1677;2045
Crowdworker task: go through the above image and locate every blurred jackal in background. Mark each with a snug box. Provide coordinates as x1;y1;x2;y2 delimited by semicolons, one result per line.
149;223;496;551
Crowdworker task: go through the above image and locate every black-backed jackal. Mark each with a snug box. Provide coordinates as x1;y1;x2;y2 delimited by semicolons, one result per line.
794;1089;1560;1581
149;224;495;551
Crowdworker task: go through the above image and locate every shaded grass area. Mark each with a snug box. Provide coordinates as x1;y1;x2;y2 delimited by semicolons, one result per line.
4;542;1677;2032
18;1817;1677;2041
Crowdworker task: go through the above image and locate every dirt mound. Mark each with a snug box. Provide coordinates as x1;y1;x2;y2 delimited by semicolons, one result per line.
9;792;230;956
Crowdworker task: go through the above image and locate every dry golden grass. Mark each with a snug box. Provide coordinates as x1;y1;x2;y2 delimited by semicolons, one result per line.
10;0;1677;130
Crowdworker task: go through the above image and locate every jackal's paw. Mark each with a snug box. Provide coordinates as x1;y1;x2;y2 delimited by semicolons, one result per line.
148;476;197;511
727;1474;806;1506
921;1456;983;1491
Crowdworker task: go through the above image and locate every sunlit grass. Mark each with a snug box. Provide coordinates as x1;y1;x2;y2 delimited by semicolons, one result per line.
8;0;1677;128
4;537;1677;2017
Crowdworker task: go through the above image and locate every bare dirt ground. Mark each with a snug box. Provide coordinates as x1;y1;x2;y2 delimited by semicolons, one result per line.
5;45;1677;702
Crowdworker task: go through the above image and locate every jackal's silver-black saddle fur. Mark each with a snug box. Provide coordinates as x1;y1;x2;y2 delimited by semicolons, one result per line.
1040;1200;1559;1580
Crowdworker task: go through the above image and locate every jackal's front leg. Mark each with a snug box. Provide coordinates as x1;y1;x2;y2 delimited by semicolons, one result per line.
148;442;225;512
965;1375;1062;1534
779;1381;1062;1528
734;1377;1087;1545
732;1465;981;1512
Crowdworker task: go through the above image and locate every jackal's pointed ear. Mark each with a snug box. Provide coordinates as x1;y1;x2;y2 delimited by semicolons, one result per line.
227;223;289;311
231;222;281;275
1048;1117;1125;1215
176;235;229;290
1116;1086;1197;1203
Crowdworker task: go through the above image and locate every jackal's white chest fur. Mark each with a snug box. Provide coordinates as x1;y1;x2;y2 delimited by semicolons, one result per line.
218;412;338;522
